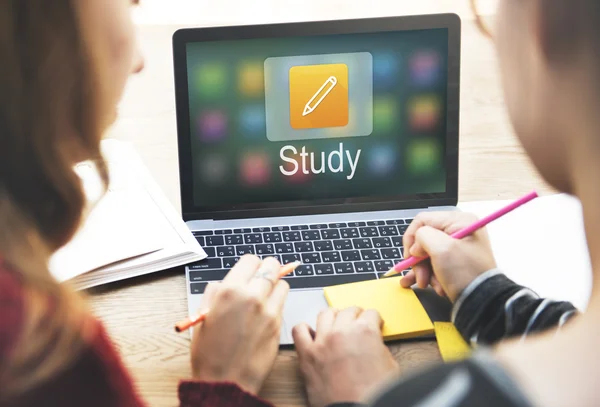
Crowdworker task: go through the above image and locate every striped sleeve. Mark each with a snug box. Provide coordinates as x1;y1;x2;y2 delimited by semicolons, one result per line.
451;269;578;346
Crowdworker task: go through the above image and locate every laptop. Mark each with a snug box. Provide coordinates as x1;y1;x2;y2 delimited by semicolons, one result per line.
172;14;461;345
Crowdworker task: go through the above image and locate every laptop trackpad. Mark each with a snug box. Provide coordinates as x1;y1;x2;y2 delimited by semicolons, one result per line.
280;289;329;345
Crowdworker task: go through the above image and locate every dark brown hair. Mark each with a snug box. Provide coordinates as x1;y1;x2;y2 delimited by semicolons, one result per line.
0;0;109;399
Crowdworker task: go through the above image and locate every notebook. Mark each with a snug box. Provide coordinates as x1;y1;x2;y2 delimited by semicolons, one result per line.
323;276;434;341
49;139;207;290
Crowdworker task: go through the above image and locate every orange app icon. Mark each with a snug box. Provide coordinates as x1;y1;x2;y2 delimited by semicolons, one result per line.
289;63;349;129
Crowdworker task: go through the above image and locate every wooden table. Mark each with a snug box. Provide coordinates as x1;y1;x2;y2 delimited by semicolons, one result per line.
91;6;554;406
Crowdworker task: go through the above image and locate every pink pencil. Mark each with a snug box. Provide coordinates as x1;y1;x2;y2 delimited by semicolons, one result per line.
383;191;539;277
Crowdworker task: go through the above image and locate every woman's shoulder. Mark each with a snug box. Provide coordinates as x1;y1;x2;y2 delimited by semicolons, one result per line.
0;258;26;359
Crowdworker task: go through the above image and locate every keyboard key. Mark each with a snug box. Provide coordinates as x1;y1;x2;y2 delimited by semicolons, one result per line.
282;273;375;289
386;219;405;225
234;228;251;233
294;242;314;252
374;260;394;271
347;222;366;227
223;257;240;268
291;225;309;230
295;265;315;276
315;264;335;275
398;225;409;235
381;248;401;260
352;238;372;249
328;222;347;228
236;245;255;255
216;246;235;257
314;240;333;251
321;229;340;240
272;226;290;232
244;234;263;244
372;237;392;248
378;226;398;236
205;236;224;246
392;236;403;247
355;261;375;273
195;236;205;246
334;262;355;274
203;247;216;257
367;220;385;226
225;235;243;245
341;250;361;262
301;253;322;264
190;282;208;294
321;251;341;263
309;224;328;230
360;249;381;260
283;231;302;242
302;230;321;240
214;229;232;235
282;253;301;264
275;243;294;254
190;269;228;282
359;227;379;238
193;230;213;236
340;228;359;238
253;227;270;232
406;219;414;224
189;258;222;270
333;239;353;250
255;244;275;255
264;232;282;243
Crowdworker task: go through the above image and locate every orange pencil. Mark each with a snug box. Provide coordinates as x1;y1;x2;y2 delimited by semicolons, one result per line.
174;261;302;333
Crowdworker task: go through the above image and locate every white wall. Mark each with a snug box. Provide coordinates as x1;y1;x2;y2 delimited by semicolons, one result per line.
131;0;484;26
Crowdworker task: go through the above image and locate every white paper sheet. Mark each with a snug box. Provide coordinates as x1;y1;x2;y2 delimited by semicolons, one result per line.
458;193;592;310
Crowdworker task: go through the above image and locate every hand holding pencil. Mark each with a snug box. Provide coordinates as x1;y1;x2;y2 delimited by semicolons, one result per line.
392;192;538;301
184;255;298;396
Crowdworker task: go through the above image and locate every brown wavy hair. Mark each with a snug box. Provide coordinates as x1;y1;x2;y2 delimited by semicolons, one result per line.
0;0;110;400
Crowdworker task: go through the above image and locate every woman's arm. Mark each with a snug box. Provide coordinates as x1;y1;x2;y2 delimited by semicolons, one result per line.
452;269;578;346
0;265;271;407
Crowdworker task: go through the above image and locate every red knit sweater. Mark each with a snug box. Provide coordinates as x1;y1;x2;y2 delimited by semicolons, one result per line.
0;260;272;407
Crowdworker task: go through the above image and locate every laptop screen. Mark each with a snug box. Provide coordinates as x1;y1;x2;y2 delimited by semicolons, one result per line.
178;18;458;216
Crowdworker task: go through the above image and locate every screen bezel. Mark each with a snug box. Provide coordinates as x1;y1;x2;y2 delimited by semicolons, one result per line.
173;14;461;221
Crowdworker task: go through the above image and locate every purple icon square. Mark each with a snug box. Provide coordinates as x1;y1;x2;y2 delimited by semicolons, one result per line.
198;110;227;142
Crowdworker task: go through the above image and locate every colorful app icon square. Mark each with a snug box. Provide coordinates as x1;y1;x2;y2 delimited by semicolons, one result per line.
410;51;441;86
238;62;264;97
239;104;266;136
199;154;228;185
373;96;398;132
197;110;227;143
289;63;349;130
406;139;442;174
195;63;227;98
241;152;270;186
409;95;441;131
373;52;399;88
368;144;397;176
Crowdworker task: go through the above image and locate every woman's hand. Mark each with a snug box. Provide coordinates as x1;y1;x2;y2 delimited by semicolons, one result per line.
190;255;289;395
292;307;399;407
400;211;497;302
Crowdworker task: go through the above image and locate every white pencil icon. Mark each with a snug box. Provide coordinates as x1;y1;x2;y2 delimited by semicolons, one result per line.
302;76;338;117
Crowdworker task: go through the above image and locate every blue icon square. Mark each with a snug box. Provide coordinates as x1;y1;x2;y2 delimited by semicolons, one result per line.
368;144;397;176
239;104;266;136
373;52;399;88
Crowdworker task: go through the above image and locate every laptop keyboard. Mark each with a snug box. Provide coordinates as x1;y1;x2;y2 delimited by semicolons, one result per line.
188;219;414;294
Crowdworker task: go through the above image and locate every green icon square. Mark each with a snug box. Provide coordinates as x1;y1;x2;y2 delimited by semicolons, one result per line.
195;63;227;98
373;96;398;132
407;139;442;174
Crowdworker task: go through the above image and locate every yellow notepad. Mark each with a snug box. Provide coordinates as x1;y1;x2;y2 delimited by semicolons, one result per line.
323;277;434;341
434;322;471;362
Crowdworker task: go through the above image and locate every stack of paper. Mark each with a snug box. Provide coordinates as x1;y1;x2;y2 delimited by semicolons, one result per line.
49;139;206;290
